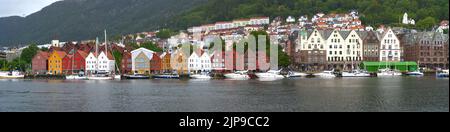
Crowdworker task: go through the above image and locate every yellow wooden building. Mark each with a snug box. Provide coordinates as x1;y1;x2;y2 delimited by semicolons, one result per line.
48;51;66;75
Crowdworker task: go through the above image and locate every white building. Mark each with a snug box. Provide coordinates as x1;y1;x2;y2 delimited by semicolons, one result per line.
200;52;212;72
343;30;363;62
51;40;61;47
326;30;346;62
188;51;201;73
131;48;154;74
402;13;415;25
85;51;115;74
297;29;326;52
379;28;401;62
286;16;296;23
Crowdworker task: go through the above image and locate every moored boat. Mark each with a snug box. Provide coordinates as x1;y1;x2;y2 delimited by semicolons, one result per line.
436;70;449;78
0;71;25;79
66;74;88;80
255;70;285;80
224;71;250;80
153;74;180;79
377;68;402;77
341;70;371;77
406;70;424;76
313;70;336;78
286;71;308;78
190;74;212;79
124;74;150;79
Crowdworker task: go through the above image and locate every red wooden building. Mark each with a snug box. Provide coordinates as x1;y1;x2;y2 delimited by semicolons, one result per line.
150;52;162;74
121;51;132;75
62;50;89;75
32;51;49;74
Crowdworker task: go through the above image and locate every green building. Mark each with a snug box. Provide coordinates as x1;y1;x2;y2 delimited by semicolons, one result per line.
360;62;418;73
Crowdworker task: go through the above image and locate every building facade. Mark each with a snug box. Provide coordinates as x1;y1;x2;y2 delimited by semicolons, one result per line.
62;50;88;75
379;28;401;62
48;51;66;75
32;51;49;74
362;31;380;61
131;48;154;74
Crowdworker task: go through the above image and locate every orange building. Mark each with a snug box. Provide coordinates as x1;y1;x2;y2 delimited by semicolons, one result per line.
48;50;67;75
150;53;162;74
160;52;172;73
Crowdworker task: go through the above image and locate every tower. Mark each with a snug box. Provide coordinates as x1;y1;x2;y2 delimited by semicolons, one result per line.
402;13;409;24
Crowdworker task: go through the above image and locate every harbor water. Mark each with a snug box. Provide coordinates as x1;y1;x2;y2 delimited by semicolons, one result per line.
0;76;448;112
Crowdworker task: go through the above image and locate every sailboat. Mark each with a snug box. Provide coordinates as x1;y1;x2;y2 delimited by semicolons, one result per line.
341;57;371;77
87;30;115;80
377;61;402;77
66;48;88;80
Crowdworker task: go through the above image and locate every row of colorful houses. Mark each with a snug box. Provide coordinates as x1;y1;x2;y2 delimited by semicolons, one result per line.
32;44;116;75
31;42;272;75
121;48;270;75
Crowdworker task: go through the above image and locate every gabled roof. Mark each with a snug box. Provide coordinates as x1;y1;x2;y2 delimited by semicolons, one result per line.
131;48;154;60
34;51;49;59
77;50;89;58
339;31;351;39
54;51;67;58
356;31;369;39
319;30;333;39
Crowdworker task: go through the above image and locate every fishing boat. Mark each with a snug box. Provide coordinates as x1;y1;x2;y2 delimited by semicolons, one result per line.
0;71;25;79
313;70;336;78
377;68;402;77
224;71;250;80
406;70;424;76
255;70;285;80
286;71;308;78
436;70;449;78
124;74;150;79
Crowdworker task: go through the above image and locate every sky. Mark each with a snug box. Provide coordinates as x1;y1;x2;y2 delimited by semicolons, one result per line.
0;0;61;17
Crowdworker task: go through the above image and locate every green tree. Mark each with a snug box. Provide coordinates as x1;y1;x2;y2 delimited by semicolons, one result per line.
416;17;438;30
156;29;175;39
140;42;163;52
20;44;39;64
249;31;291;68
112;50;123;72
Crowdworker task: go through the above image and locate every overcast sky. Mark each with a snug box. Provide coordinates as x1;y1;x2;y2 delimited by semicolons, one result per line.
0;0;61;17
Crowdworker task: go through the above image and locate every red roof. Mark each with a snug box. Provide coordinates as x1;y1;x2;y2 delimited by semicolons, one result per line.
55;51;67;58
35;51;49;59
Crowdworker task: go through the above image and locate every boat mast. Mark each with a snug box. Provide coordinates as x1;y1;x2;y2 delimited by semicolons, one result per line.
95;37;99;73
72;48;74;74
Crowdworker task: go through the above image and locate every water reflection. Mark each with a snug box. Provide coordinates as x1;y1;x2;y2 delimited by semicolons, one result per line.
0;77;448;112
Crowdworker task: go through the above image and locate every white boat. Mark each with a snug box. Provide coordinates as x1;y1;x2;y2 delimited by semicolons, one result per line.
124;74;149;79
153;74;180;79
66;74;88;80
406;70;424;76
286;71;308;78
224;71;250;80
87;75;114;80
190;74;212;79
255;70;285;80
114;75;122;80
313;70;336;78
0;71;25;79
436;70;449;78
341;70;371;77
377;68;402;77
